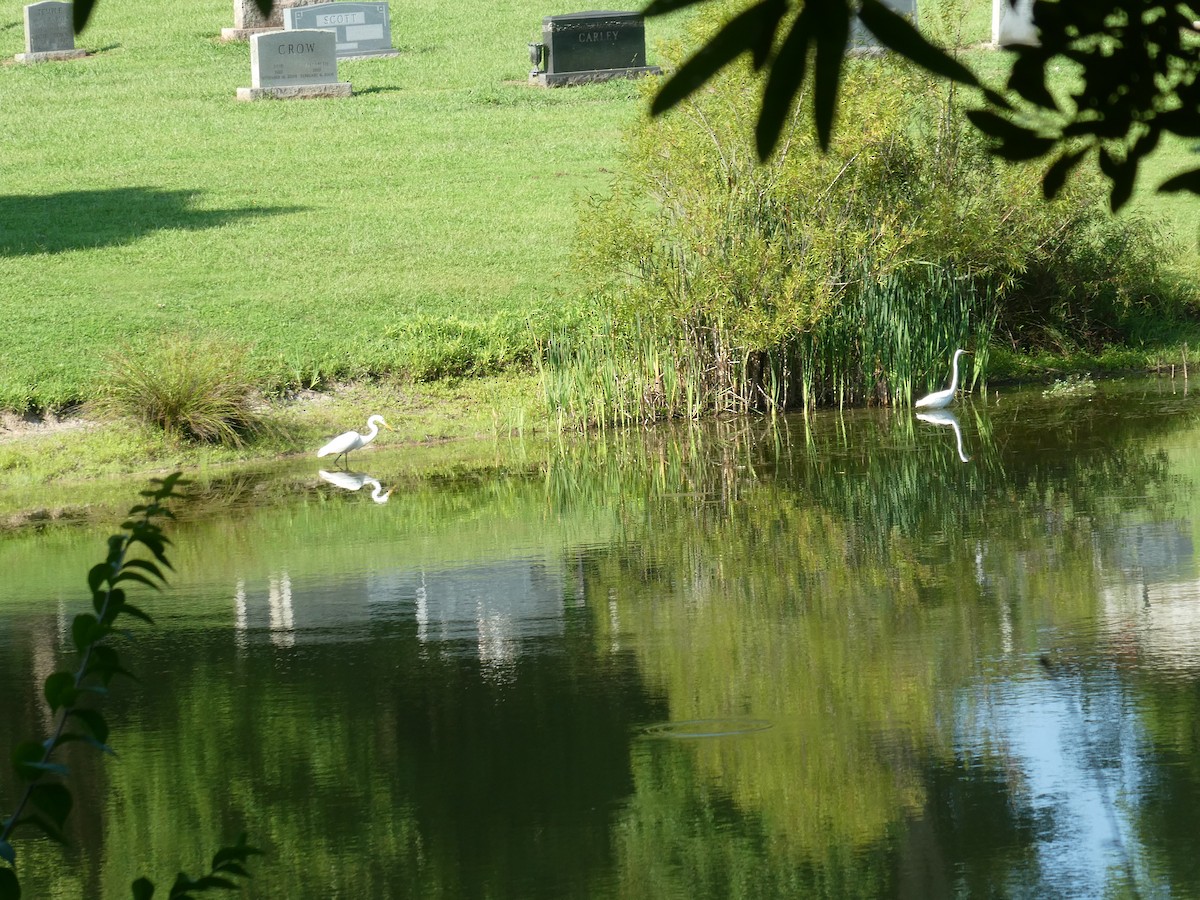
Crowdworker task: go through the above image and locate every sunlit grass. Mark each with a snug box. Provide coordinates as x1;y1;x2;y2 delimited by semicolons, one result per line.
0;0;677;411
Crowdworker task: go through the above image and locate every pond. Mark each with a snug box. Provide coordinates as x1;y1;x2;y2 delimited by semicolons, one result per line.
4;376;1200;898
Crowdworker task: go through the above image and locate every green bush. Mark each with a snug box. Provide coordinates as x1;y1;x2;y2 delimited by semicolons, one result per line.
94;337;261;446
551;2;1190;424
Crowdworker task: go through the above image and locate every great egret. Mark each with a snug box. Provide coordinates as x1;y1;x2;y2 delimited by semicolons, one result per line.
914;349;970;409
318;469;392;503
317;415;392;466
916;409;970;463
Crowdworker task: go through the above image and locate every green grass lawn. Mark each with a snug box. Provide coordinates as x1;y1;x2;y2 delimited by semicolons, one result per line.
0;0;1197;416
0;0;684;410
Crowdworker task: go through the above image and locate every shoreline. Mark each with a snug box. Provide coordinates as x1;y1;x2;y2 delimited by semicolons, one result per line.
2;347;1198;525
0;374;551;525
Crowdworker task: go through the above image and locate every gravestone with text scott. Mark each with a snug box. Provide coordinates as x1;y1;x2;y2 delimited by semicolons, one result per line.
850;0;916;50
15;1;87;63
530;11;660;86
236;29;352;100
284;2;398;60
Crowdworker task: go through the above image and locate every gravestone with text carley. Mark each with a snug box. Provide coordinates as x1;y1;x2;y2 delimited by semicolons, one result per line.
850;0;917;50
530;11;660;86
236;29;352;100
284;2;398;60
15;1;87;63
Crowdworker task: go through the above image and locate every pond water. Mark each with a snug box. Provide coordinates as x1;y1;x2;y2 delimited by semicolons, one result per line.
4;376;1200;898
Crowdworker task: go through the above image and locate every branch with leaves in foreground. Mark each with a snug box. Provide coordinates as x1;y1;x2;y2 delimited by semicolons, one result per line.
0;473;261;900
643;0;1200;213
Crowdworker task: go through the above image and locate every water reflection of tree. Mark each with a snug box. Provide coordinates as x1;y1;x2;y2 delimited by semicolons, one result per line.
543;394;1194;897
1122;679;1200;893
1;623;667;898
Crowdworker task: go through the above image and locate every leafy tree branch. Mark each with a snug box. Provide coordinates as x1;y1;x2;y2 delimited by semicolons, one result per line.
638;0;1200;211
1;474;260;900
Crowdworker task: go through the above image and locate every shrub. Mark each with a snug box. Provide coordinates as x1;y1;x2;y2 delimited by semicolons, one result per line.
95;336;261;446
551;1;1189;425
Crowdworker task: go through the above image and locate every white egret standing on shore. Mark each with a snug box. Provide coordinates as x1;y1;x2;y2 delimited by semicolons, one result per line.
915;349;970;409
317;415;392;467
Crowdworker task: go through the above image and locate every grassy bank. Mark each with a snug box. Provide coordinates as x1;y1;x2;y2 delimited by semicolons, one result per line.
0;371;556;515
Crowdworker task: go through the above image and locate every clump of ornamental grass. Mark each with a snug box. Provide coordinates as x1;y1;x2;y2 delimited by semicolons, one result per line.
94;337;261;446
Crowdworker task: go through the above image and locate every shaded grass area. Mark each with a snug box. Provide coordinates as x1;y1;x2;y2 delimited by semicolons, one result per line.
0;0;674;410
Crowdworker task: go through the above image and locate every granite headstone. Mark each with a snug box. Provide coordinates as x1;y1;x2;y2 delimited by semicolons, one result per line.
533;11;660;86
284;2;398;59
236;29;352;100
850;0;917;49
16;1;86;62
222;0;322;42
993;0;1038;47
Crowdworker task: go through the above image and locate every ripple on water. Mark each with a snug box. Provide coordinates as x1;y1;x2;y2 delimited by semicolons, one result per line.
644;718;774;739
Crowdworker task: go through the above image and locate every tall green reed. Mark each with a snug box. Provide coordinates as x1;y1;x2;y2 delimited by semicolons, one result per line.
541;265;999;429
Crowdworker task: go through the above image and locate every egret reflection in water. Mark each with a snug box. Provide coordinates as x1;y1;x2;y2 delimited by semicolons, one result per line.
916;408;970;463
319;469;392;503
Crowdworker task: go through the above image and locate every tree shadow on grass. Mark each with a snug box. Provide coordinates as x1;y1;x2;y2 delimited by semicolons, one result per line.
0;187;303;256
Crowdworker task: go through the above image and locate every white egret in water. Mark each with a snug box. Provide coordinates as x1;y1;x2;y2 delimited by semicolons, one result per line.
317;415;392;466
318;470;392;503
916;409;970;463
915;349;970;409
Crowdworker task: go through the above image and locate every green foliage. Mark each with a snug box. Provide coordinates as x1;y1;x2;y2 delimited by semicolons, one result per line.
972;0;1200;211
549;9;1192;425
131;834;262;899
646;0;978;159
645;0;1200;212
93;338;261;446
0;475;259;899
1043;373;1097;397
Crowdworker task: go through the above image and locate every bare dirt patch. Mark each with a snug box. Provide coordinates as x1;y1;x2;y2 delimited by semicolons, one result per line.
0;408;97;442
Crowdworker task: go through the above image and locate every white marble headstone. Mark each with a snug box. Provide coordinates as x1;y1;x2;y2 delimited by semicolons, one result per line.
250;28;338;87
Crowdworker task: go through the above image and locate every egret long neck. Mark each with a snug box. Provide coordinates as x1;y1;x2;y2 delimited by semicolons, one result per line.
363;421;379;442
947;352;962;394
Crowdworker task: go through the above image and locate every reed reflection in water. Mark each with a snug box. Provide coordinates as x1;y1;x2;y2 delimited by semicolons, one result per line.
2;379;1200;897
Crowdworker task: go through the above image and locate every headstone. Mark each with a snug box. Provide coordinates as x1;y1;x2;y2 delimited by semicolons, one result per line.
236;29;352;100
992;0;1038;47
850;0;917;50
532;11;660;86
15;1;87;63
221;0;323;42
284;2;398;60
